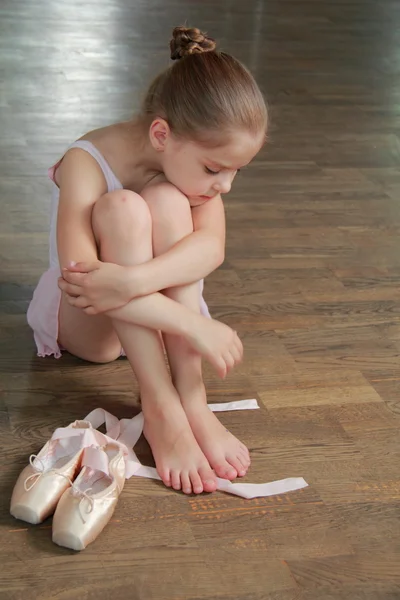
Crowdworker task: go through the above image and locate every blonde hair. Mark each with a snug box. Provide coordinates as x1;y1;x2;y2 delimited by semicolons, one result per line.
141;26;268;145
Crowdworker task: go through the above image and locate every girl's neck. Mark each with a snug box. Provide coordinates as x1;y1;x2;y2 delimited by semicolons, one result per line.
116;119;163;188
83;119;163;193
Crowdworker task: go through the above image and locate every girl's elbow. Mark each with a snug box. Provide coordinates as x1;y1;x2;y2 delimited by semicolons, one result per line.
214;240;225;267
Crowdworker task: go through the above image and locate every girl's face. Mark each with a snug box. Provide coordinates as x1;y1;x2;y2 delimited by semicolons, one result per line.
150;121;264;207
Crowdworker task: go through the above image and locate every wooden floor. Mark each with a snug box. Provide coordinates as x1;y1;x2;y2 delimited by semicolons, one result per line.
1;0;400;598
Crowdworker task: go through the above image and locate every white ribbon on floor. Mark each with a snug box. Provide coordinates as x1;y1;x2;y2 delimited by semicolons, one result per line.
80;400;308;500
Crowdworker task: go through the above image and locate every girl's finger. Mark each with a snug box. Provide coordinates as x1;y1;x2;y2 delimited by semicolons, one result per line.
233;332;243;361
61;271;86;285
215;356;227;379
223;352;235;372
59;281;82;297
228;335;242;364
67;296;90;309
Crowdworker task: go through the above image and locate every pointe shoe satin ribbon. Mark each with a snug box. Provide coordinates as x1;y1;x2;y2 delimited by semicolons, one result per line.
85;401;308;500
10;411;122;525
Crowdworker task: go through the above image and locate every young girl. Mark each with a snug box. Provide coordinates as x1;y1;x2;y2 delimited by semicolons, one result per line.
27;26;268;496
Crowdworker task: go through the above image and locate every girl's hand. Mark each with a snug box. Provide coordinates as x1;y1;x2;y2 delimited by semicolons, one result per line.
188;318;243;379
58;261;135;314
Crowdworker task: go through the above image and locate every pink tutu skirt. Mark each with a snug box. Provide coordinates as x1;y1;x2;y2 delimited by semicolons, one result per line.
27;267;63;358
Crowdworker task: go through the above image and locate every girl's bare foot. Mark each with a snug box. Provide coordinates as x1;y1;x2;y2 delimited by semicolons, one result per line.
179;381;251;481
142;391;217;495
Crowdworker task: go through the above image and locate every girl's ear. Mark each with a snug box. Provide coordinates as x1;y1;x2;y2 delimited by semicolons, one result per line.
149;118;171;151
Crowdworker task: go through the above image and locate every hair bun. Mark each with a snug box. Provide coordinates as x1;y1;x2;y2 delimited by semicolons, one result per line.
170;26;216;60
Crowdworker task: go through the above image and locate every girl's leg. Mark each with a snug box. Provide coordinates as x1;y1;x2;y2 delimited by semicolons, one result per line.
145;185;251;480
59;190;216;494
58;295;121;364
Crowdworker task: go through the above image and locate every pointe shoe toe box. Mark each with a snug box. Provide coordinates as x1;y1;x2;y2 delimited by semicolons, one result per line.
10;456;82;524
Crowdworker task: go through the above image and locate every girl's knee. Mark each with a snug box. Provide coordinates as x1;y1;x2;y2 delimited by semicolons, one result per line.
93;189;151;234
142;182;193;235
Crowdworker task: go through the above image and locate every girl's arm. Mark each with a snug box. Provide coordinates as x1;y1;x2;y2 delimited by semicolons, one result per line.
64;178;225;298
56;148;108;268
60;174;226;313
56;150;218;333
127;185;226;297
56;155;242;377
137;193;225;295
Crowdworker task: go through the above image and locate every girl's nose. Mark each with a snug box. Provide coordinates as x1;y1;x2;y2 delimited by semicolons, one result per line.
213;174;232;195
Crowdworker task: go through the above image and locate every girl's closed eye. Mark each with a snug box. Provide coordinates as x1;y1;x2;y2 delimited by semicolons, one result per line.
205;166;220;175
205;167;242;175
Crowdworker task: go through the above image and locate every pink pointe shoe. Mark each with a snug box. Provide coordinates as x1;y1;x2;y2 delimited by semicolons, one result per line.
52;443;125;551
10;420;98;525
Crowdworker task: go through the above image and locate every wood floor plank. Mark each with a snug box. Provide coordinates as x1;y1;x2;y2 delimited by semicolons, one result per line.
287;552;400;593
1;0;400;598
